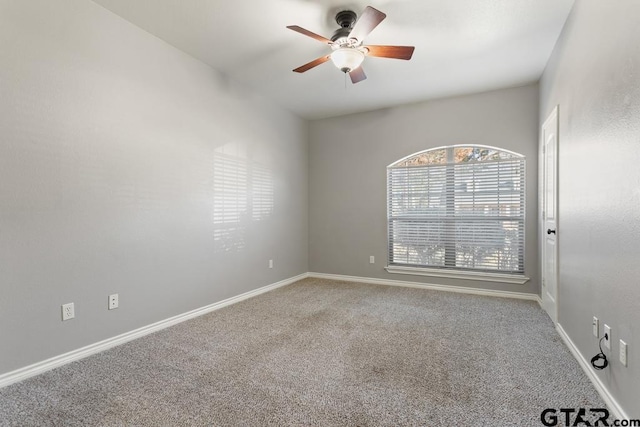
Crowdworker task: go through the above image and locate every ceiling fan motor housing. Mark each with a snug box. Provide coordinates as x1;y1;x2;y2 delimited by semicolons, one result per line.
331;10;357;44
335;10;357;28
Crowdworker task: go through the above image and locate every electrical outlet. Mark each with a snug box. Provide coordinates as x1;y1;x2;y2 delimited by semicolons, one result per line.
619;340;627;367
269;259;273;269
592;317;599;338
108;293;119;310
62;303;75;321
603;324;611;349
369;256;375;264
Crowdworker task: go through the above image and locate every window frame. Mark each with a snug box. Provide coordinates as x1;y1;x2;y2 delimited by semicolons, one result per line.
385;144;529;284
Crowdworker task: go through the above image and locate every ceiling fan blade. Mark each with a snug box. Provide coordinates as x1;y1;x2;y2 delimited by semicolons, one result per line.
349;66;367;84
365;45;415;60
286;25;332;44
292;55;331;73
348;6;386;43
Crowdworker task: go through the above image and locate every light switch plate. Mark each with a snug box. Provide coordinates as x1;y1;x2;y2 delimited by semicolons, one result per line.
620;340;627;367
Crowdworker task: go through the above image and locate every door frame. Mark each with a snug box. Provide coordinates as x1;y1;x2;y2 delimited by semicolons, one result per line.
541;105;559;323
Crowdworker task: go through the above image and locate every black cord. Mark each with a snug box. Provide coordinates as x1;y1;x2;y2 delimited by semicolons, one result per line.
591;334;609;370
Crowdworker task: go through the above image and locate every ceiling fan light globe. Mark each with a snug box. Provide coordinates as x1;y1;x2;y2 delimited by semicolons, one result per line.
330;47;364;73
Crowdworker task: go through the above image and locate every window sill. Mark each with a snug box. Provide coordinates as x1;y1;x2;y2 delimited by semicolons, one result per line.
384;265;530;285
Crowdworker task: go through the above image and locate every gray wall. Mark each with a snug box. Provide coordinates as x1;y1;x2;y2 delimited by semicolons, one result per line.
309;84;540;294
539;1;640;417
0;0;308;375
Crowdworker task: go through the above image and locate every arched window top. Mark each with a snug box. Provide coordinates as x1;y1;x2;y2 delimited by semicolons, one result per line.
390;145;524;168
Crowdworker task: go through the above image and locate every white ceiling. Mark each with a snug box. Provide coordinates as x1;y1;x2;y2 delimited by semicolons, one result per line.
91;0;575;120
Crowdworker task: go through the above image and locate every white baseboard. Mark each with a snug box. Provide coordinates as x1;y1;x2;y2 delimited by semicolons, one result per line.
0;273;308;390
555;323;628;420
308;272;540;302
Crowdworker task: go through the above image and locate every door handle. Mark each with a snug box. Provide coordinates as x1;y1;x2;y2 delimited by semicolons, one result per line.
547;229;556;235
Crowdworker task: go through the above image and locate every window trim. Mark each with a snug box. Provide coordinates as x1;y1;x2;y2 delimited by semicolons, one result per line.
386;145;527;281
384;265;530;285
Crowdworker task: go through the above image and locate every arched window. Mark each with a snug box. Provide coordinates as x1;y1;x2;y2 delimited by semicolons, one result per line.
387;145;525;276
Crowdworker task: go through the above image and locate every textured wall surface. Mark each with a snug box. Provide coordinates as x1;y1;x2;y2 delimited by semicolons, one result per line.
539;1;640;417
309;84;539;294
0;0;308;375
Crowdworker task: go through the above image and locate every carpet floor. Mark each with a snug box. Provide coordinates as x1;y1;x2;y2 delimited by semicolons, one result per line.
0;278;604;426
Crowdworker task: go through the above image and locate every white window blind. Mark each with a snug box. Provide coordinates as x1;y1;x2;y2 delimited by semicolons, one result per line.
387;146;525;274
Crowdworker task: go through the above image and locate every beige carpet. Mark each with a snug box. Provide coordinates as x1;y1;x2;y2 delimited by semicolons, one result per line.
0;278;603;426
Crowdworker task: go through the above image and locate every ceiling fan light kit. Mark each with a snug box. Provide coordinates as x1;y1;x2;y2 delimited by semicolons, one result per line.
330;47;365;73
287;5;415;84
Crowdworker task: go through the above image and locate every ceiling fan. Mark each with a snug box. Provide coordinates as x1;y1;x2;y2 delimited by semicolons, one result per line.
287;6;415;84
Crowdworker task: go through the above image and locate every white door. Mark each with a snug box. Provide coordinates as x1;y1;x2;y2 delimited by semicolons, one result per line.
542;106;559;323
